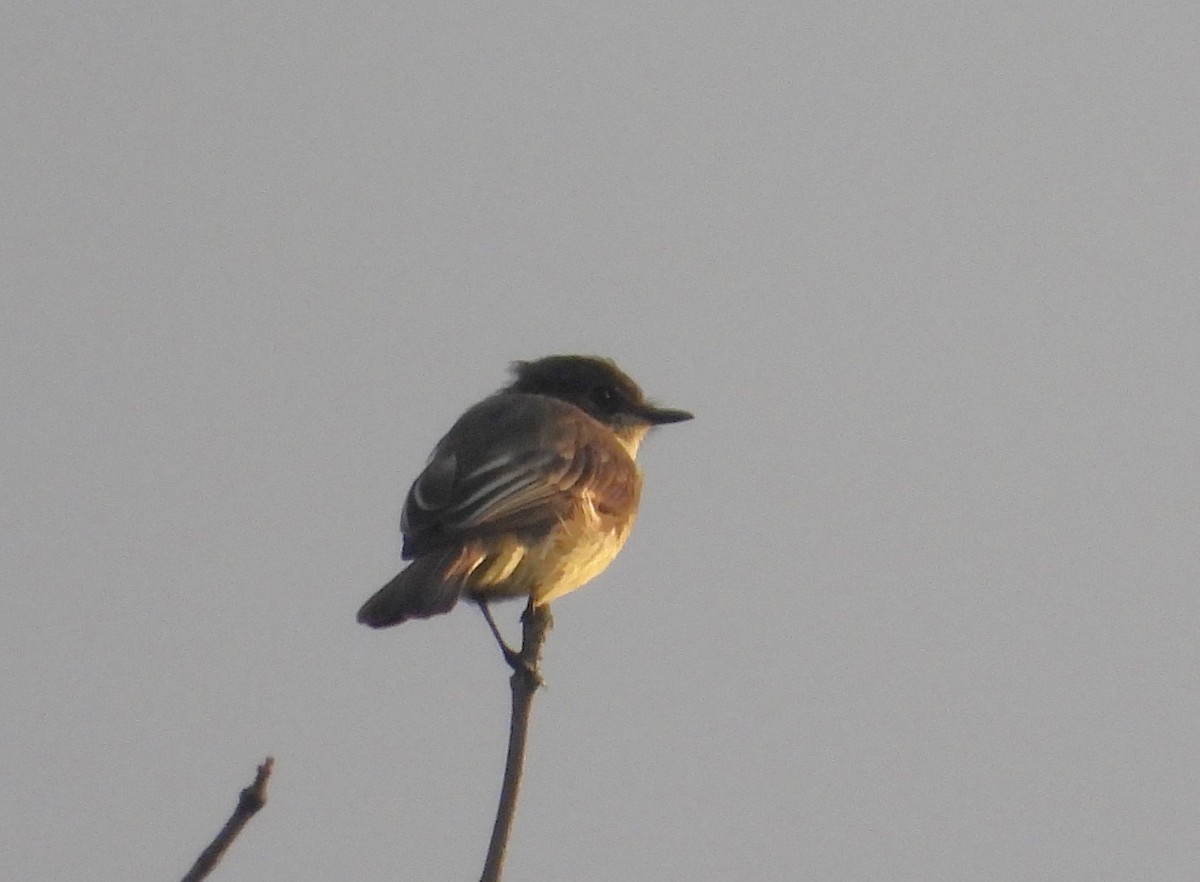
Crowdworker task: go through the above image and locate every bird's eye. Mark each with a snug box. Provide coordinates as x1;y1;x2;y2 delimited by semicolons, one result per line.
591;385;619;409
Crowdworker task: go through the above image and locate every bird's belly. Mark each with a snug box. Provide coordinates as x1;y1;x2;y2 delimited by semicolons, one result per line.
466;511;635;606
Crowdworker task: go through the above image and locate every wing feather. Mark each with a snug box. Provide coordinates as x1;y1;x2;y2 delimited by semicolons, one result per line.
400;394;638;557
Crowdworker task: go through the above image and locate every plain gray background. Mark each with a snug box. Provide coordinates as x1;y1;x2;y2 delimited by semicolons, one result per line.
4;3;1198;880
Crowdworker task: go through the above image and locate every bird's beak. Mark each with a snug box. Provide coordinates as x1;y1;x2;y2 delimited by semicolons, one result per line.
636;403;694;425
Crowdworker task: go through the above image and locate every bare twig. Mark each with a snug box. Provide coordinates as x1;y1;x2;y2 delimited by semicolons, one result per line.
181;757;274;882
480;600;552;882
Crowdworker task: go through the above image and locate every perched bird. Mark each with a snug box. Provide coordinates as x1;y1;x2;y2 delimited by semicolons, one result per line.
357;355;692;640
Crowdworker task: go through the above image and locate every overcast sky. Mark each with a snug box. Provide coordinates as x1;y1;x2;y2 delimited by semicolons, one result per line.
4;3;1198;880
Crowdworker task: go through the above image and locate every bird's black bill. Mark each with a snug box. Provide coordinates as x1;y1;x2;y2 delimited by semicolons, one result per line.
638;404;694;424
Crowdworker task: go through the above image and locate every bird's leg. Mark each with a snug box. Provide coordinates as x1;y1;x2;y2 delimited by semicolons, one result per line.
478;599;522;670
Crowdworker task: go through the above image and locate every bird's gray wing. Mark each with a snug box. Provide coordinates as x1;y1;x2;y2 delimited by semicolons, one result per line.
400;394;616;556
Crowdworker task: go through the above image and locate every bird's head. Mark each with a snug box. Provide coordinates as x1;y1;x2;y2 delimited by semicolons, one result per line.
506;355;692;453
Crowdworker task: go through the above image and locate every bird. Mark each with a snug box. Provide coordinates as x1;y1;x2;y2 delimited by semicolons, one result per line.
356;355;692;648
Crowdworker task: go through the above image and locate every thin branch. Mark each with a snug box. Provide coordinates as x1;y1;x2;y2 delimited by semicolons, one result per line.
479;600;552;882
181;757;274;882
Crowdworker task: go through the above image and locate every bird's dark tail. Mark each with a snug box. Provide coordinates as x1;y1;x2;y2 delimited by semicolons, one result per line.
357;552;465;628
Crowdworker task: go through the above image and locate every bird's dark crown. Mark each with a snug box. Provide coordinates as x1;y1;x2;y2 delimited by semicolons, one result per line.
506;355;643;419
505;355;692;427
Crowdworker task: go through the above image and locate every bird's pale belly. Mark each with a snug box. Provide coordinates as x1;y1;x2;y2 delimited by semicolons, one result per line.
458;503;637;607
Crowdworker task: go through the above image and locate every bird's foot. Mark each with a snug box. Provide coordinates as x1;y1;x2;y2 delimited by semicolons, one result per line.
502;646;544;687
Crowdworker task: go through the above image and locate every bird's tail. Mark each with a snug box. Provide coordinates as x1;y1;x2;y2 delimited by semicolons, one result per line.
356;551;466;628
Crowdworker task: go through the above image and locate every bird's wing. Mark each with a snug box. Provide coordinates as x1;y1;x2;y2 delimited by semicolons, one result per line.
399;394;639;557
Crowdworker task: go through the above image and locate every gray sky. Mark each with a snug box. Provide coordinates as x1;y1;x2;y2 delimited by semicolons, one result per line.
4;3;1198;880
